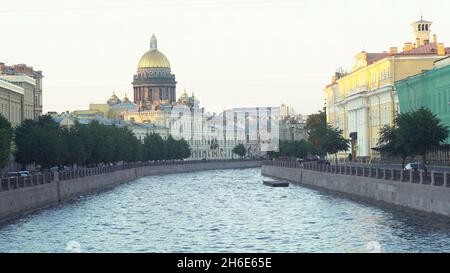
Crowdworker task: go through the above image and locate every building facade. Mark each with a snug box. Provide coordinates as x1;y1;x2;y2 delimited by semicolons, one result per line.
324;18;450;160
0;63;43;124
395;57;450;143
8;64;44;119
0;78;24;126
279;118;308;142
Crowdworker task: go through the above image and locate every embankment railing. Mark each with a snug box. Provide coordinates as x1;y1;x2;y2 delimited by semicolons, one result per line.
1;159;259;193
263;160;449;188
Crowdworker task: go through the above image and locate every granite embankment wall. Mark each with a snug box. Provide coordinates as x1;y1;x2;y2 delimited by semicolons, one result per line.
262;161;450;218
0;160;261;223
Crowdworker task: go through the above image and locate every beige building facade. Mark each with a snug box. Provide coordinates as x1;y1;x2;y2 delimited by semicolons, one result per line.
325;18;450;160
0;63;43;125
0;78;24;126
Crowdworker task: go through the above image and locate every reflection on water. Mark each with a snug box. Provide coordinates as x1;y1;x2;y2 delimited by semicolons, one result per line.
0;168;449;253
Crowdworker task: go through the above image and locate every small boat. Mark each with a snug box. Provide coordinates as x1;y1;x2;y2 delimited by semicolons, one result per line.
263;180;290;187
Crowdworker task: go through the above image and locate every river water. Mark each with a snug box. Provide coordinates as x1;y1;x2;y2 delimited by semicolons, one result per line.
0;168;449;253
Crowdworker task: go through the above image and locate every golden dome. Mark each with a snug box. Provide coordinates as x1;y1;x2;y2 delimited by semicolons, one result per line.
138;34;171;69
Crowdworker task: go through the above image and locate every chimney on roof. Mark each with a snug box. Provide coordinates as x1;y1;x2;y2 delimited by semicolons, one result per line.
404;42;413;52
415;38;421;48
438;43;446;56
433;34;438;44
390;47;398;55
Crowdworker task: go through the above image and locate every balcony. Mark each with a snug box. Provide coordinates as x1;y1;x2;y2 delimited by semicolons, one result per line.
348;85;369;96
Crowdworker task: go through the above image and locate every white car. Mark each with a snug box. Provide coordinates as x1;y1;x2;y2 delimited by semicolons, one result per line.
404;163;425;172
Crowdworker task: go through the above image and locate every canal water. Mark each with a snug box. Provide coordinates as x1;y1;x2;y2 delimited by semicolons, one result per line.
0;168;449;253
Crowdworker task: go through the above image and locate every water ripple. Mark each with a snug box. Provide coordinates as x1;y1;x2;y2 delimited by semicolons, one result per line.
0;168;449;253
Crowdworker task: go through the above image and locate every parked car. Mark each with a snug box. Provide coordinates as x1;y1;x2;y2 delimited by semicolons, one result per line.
404;163;426;172
3;171;30;178
5;172;19;178
317;159;331;166
18;171;30;177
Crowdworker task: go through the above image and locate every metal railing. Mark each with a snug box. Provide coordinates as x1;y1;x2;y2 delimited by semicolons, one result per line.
1;173;53;192
1;159;259;192
263;160;449;188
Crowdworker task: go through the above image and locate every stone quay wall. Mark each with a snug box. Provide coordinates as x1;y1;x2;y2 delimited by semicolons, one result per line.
262;161;450;218
0;160;261;224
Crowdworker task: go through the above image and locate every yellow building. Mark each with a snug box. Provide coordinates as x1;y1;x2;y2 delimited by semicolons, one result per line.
325;18;450;160
72;92;137;121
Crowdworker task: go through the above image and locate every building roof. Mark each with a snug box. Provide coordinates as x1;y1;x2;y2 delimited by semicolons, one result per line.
0;74;36;86
138;34;171;69
0;78;25;95
413;19;433;24
397;42;450;56
110;101;138;111
367;53;390;65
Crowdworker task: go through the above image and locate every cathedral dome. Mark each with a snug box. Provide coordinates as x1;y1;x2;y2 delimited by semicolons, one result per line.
107;92;121;105
138;34;171;69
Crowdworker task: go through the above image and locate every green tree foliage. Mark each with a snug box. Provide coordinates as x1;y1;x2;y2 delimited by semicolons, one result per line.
142;133;166;161
377;125;411;168
378;107;449;168
0;114;13;171
59;126;88;166
305;109;327;155
142;134;191;161
15;116;61;170
279;140;317;159
321;126;350;161
111;126;142;163
305;109;349;157
15;116;147;169
14;114;193;169
232;144;246;158
177;138;191;160
164;135;178;160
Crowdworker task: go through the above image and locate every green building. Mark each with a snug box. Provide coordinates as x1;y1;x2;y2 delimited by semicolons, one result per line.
396;57;450;144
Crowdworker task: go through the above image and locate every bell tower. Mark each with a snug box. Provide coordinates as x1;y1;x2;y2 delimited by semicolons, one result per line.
412;16;432;48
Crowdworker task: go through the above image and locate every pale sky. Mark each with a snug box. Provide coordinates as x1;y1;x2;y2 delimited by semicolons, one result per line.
1;0;450;115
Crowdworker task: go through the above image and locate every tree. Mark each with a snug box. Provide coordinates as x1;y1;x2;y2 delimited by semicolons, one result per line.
232;144;246;158
111;126;142;163
81;121;115;165
0;114;13;172
163;135;191;160
305;109;327;155
321;126;350;163
305;109;349;159
177;138;191;160
59;126;87;167
279;140;317;159
377;125;411;168
396;107;448;168
164;135;178;160
124;129;143;163
14;115;61;170
14;116;145;169
142;133;166;161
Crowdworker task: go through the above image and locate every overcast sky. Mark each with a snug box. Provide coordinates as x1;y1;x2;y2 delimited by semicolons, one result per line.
1;0;450;115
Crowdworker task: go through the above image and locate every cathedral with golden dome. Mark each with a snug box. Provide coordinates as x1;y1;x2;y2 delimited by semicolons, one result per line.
64;34;249;160
133;34;177;110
